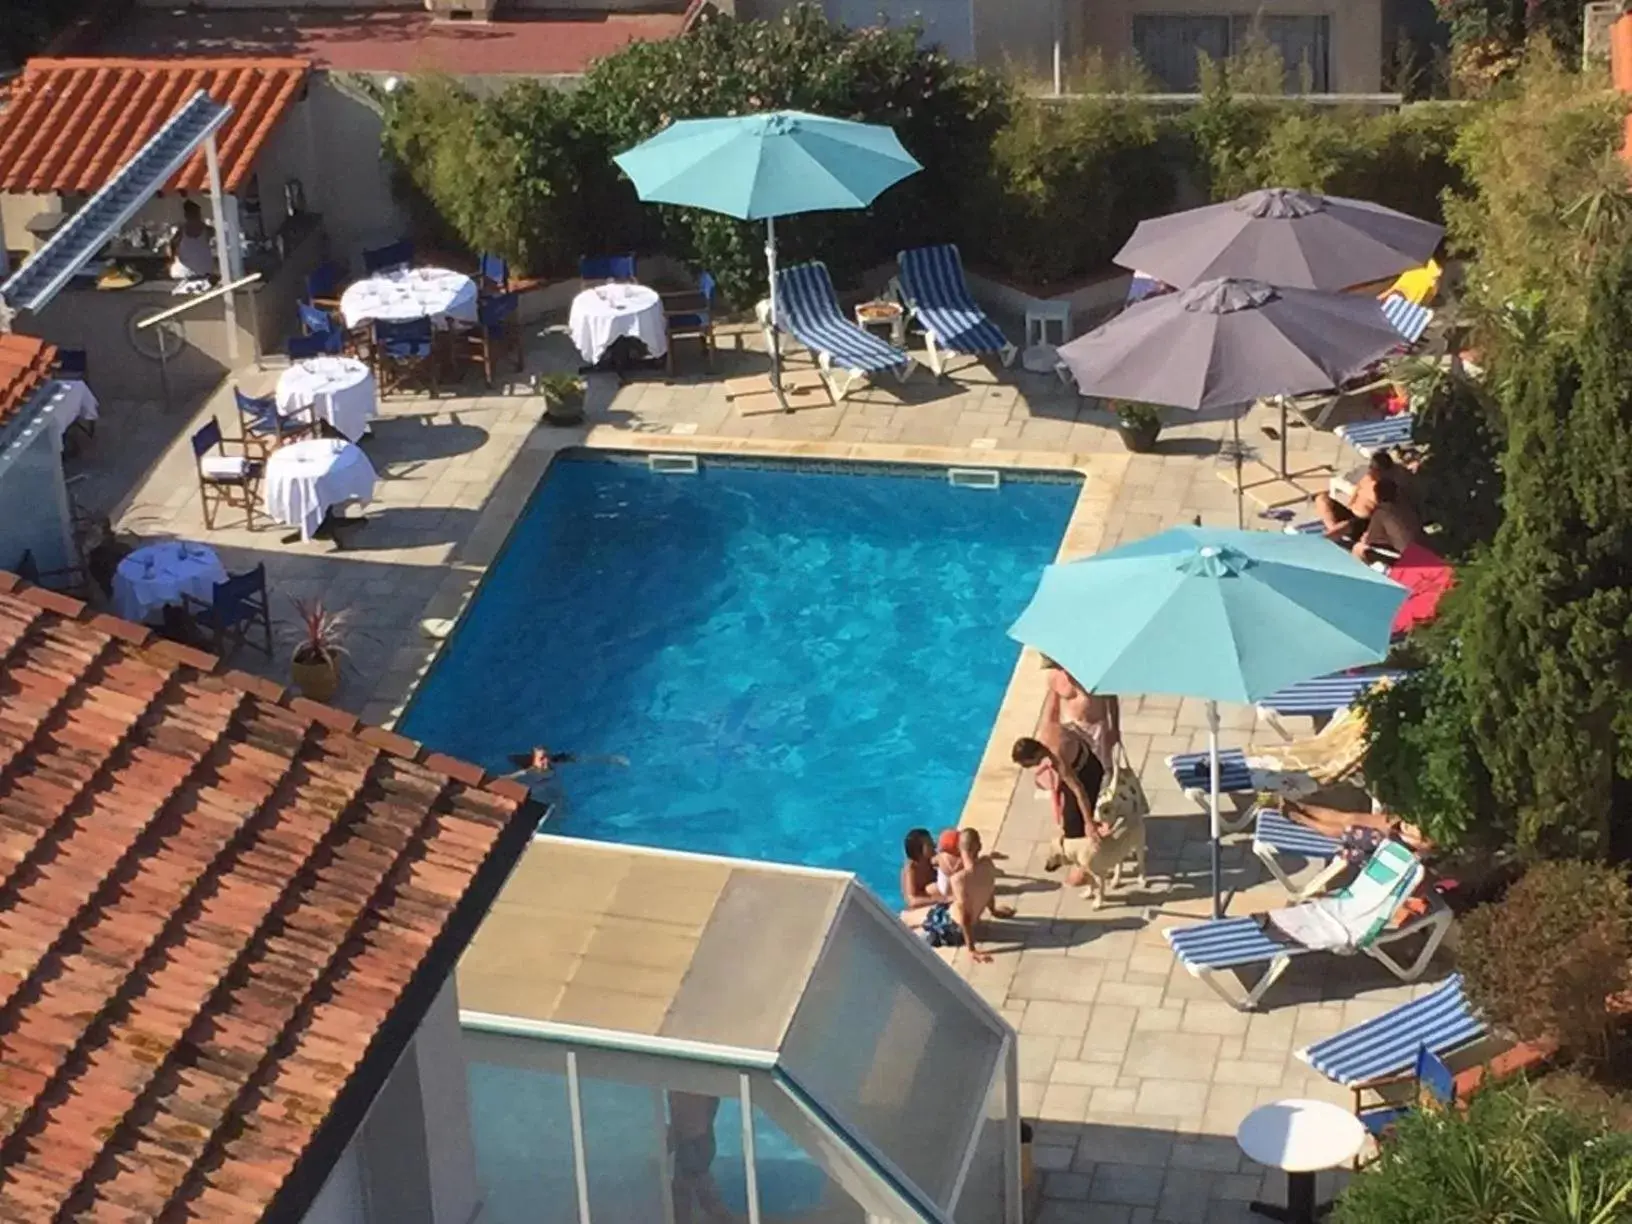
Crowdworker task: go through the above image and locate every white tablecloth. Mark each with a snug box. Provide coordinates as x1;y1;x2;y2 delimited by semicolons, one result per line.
264;438;378;541
276;356;377;442
112;540;228;624
339;267;479;330
43;379;99;449
568;284;668;363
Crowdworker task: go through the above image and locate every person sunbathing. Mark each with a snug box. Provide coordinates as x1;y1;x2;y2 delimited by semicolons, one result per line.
1315;451;1403;546
1281;798;1433;864
1351;477;1420;561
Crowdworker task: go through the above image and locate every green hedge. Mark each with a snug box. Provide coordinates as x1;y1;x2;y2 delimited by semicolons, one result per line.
382;7;1469;299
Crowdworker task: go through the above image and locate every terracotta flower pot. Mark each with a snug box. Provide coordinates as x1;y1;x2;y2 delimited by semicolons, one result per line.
291;650;340;702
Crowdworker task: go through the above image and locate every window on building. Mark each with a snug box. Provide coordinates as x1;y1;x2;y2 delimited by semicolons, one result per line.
1132;13;1332;93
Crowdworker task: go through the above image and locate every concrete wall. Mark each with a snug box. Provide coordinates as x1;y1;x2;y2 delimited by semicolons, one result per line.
1071;0;1383;92
300;76;411;269
0;406;75;576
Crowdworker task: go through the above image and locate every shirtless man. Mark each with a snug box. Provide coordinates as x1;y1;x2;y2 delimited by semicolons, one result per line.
1351;478;1419;560
950;828;1009;964
667;1092;733;1224
1041;656;1120;769
900;827;943;924
1315;451;1410;547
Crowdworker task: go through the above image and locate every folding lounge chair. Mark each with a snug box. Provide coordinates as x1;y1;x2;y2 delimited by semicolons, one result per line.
1296;973;1485;1094
1381;293;1433;345
1250;804;1347;901
1256;669;1407;738
895;244;1017;376
1165;749;1257;833
772;262;912;403
1336;413;1415;458
1164;840;1451;1010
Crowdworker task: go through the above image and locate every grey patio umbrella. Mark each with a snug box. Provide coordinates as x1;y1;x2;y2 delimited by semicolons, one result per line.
1058;278;1407;510
1114;188;1444;292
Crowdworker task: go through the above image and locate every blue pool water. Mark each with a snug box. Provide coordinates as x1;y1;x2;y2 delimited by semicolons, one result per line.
400;453;1079;899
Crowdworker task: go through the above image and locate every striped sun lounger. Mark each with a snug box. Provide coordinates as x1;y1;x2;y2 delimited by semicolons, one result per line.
772;261;912;402
896;244;1017;376
1251;804;1347;900
1381;293;1433;345
1165;749;1256;833
1297;974;1485;1089
1259;671;1406;719
1165;842;1451;1009
1336;413;1415;457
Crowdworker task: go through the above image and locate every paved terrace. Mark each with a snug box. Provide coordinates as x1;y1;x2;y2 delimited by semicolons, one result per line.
73;319;1448;1224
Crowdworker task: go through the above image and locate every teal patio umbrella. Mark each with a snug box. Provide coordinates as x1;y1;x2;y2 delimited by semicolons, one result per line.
1009;526;1407;916
613;110;922;410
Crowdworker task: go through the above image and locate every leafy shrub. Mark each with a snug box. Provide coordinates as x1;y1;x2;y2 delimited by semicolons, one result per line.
1459;860;1632;1060
1331;1079;1632;1224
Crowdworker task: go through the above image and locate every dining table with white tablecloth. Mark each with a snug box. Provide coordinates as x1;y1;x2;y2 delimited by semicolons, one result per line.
339;266;479;331
275;356;377;442
263;437;378;542
568;283;668;364
111;540;229;624
41;379;99;450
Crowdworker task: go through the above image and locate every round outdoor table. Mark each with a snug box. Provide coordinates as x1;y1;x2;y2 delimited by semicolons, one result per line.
1237;1099;1365;1223
263;438;378;542
568;283;668;364
111;540;228;624
276;356;376;443
339;266;478;331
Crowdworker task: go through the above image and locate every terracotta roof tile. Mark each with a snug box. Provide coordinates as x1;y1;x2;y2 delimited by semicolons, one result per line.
0;333;58;433
0;573;538;1223
0;58;310;196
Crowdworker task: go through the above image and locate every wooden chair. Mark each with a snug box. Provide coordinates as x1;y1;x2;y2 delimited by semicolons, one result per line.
375;318;439;397
192;418;265;531
182;563;274;659
578;253;636;286
663;272;717;374
235;386;316;450
458;292;523;388
306;261;345;313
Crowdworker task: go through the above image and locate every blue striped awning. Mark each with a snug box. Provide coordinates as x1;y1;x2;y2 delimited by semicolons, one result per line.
1;91;231;316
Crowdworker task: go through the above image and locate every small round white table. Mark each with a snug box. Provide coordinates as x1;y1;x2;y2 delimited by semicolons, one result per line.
1237;1099;1365;1223
568;283;668;364
112;540;228;624
263;438;378;543
276;356;377;443
339;267;478;331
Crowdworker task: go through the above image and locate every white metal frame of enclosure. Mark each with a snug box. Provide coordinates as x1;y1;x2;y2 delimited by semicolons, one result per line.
461;842;1024;1224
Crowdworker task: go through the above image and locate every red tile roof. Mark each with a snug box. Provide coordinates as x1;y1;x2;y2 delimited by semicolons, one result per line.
0;334;57;432
91;9;689;77
0;58;310;196
0;573;539;1222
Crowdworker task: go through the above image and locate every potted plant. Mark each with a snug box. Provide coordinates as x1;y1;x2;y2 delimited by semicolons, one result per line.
537;373;586;425
1113;401;1162;453
290;598;348;702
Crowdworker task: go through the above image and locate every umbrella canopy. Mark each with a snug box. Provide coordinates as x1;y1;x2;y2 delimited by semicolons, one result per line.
1008;526;1407;706
611;110;922;221
1114;187;1445;291
1056;277;1405;413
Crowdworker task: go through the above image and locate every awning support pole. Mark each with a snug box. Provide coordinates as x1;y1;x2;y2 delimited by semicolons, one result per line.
202;132;239;363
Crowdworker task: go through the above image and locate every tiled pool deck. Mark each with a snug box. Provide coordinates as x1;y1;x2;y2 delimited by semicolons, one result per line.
85;321;1447;1223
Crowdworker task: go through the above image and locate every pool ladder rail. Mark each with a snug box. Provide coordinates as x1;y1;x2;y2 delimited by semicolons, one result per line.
948;467;1001;489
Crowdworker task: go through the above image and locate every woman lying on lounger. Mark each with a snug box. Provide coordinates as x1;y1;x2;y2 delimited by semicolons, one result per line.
1280;798;1433;865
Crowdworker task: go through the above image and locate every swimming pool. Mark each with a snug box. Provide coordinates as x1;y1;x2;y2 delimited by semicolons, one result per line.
400;452;1080;899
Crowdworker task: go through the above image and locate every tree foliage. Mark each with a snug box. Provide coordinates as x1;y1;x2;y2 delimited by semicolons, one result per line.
1435;0;1605;93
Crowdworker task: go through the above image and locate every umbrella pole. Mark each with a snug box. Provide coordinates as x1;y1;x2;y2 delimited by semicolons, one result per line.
1278;394;1289;479
765;216;791;414
1208;700;1224;919
1231;416;1245;529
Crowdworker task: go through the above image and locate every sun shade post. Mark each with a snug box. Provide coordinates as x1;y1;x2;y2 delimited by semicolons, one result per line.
1208;699;1224;919
766;215;791;413
201;131;238;363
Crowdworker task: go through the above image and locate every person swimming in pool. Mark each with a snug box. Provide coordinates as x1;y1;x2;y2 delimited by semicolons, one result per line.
504;746;630;786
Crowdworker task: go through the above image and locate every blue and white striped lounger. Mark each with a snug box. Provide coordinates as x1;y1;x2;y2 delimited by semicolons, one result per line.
773;261;912;402
1259;671;1407;719
896;244;1017;376
1381;293;1433;345
1165;749;1257;832
1336;413;1414;457
1252;805;1347;900
1297;974;1485;1089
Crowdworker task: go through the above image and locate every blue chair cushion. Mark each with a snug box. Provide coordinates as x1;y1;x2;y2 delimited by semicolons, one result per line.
1360;1106;1407;1137
898;244;1009;354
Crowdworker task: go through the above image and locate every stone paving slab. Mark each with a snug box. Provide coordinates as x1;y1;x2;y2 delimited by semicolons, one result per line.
81;321;1444;1222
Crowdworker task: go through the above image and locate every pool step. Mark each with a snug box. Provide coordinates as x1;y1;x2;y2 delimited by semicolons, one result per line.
948;467;1001;489
648;453;700;475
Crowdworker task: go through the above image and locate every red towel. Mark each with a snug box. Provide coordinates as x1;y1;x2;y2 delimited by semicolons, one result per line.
1387;542;1455;635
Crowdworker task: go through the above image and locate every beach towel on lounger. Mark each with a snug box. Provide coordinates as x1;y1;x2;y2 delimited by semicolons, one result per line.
1265;838;1422;951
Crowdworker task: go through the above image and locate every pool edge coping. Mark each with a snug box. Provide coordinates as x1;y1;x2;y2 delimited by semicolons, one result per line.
368;427;1131;867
